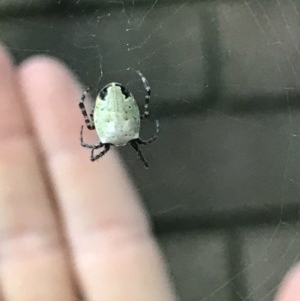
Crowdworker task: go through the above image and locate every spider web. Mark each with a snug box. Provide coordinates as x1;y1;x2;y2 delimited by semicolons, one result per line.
1;0;300;300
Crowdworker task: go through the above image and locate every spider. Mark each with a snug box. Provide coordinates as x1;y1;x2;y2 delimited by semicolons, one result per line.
79;70;159;168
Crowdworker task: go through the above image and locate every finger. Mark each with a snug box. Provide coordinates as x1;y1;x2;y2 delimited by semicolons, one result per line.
0;46;75;301
275;264;300;301
19;57;176;301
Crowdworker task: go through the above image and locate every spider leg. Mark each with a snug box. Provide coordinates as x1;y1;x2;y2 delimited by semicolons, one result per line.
130;140;149;168
79;87;95;130
136;70;151;120
91;144;110;162
136;119;159;145
80;125;103;149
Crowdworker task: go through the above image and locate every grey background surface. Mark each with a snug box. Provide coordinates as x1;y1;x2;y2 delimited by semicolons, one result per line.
1;0;300;300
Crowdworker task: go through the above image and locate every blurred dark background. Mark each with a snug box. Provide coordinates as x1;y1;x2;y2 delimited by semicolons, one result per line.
1;0;300;300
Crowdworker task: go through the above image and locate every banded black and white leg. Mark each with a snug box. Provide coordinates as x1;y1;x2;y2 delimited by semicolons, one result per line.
136;70;151;119
80;126;111;161
80;125;101;148
137;119;160;145
130;120;160;168
136;70;160;138
130;141;149;168
79;87;95;130
91;144;110;162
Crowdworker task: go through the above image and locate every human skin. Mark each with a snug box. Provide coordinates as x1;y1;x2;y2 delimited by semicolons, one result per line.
0;43;298;301
274;264;300;301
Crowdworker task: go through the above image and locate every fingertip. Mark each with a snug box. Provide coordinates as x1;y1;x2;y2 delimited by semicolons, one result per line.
18;55;83;155
19;55;81;98
0;43;31;142
20;55;69;74
0;43;14;70
275;263;300;301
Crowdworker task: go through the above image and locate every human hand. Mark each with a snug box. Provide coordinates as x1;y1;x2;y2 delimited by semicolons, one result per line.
0;44;176;301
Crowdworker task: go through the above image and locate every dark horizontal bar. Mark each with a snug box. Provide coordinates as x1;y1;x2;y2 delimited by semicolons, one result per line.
152;202;300;235
156;91;300;119
0;0;232;17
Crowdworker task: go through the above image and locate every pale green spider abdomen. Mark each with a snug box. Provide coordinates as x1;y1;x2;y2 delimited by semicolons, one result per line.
79;70;159;168
94;83;141;146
